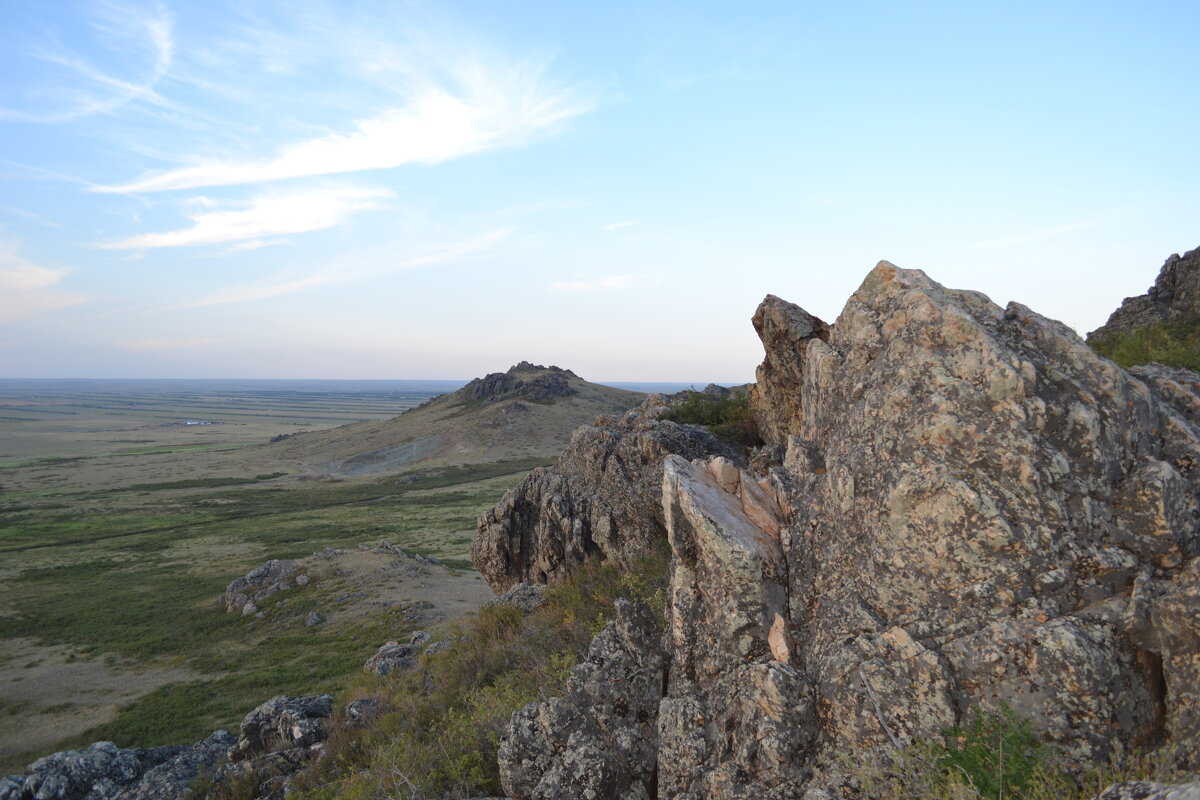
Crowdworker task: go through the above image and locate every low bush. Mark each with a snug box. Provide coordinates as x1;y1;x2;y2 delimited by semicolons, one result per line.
1089;314;1200;371
287;545;670;800
661;389;761;446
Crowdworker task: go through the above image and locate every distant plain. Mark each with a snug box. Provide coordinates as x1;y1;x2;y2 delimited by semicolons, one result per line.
0;379;550;772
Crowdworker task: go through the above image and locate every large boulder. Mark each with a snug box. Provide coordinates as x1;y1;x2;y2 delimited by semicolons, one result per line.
502;260;1200;798
472;399;738;592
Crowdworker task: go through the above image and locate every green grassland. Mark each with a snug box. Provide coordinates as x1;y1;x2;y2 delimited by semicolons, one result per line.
0;382;547;773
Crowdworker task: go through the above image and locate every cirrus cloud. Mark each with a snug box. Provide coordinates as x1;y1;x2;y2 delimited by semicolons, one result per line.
98;186;393;250
0;245;85;323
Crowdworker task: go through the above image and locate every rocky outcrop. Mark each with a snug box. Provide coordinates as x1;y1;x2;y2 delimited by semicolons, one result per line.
460;363;579;404
497;260;1200;797
472;399;739;592
499;600;664;800
0;732;234;800
220;560;302;615
747;294;830;446
1089;246;1200;340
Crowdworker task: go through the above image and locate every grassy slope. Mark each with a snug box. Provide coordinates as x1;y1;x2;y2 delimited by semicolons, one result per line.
1088;314;1200;371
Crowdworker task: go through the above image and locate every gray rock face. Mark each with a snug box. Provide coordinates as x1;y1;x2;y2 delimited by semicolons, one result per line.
220;559;300;615
460;363;579;404
227;694;332;764
498;260;1200;797
1089;245;1200;340
473;398;739;592
0;732;234;800
493;582;548;614
1092;783;1200;800
747;294;830;447
498;600;663;800
363;642;416;675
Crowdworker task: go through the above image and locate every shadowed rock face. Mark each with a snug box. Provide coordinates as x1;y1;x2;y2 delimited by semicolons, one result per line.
459;363;579;404
1089;245;1200;340
472;398;740;592
498;260;1200;798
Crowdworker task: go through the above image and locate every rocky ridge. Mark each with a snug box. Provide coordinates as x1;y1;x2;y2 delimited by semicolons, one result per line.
472;396;742;592
1089;245;1200;340
490;261;1200;798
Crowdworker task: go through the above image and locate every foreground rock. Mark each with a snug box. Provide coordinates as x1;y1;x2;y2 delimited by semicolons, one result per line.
1089;245;1200;340
495;261;1200;797
499;600;664;800
0;732;234;800
473;398;740;591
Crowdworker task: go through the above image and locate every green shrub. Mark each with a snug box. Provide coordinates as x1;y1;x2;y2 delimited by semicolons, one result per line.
934;706;1069;800
289;545;670;800
661;389;761;447
1088;314;1200;371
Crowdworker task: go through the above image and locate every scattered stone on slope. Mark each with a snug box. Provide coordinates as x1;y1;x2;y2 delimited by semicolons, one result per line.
498;600;663;800
1089;246;1200;340
363;642;417;675
472;398;740;592
492;582;548;613
227;694;332;764
220;560;301;615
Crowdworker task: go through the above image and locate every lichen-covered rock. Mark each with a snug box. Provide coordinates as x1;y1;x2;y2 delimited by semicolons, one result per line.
220;560;300;614
114;731;235;800
492;582;548;613
657;455;816;799
473;399;738;592
498;600;663;800
1092;782;1200;800
747;294;830;446
227;695;332;764
489;260;1200;796
1089;246;1200;340
0;738;212;800
363;642;416;675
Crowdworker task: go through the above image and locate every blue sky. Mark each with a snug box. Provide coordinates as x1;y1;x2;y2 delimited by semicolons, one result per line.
1;0;1197;381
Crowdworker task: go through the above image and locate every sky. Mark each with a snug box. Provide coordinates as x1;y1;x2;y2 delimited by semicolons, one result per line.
1;1;1198;382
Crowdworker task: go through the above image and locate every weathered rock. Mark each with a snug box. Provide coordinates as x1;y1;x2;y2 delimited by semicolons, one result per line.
473;398;739;592
304;611;322;627
657;455;816;799
1089;246;1200;340
363;642;416;675
747;294;830;446
499;600;663;800
113;730;235;800
220;560;300;614
0;741;183;800
1092;783;1200;800
503;260;1200;797
227;695;332;764
493;582;548;613
460;363;579;404
343;698;383;727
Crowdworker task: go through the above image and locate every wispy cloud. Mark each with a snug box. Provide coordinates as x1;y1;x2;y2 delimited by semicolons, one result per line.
117;337;222;352
602;220;636;231
180;227;511;307
97;55;591;193
0;245;86;323
973;220;1100;249
98;186;393;249
0;2;174;123
551;275;631;292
